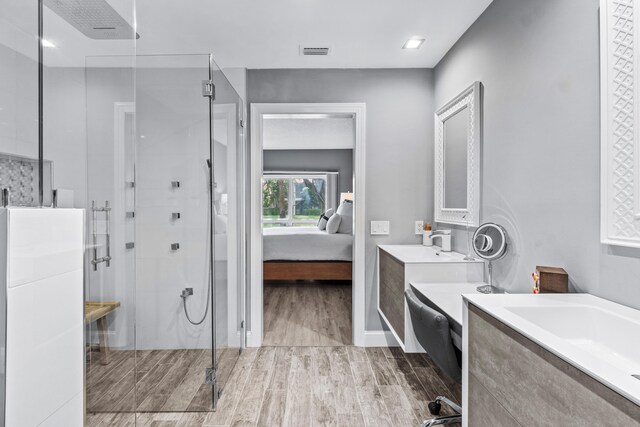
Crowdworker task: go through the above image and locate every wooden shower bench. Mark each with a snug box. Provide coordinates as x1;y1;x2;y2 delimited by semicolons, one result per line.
85;301;120;365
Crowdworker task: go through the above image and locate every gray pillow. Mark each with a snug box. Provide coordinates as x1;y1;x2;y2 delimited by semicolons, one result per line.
336;200;353;234
317;208;334;231
326;213;342;234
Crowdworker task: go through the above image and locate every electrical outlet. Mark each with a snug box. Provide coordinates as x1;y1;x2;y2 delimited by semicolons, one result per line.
415;221;424;235
371;221;390;235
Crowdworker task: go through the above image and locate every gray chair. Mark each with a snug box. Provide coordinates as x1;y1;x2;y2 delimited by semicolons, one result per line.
405;288;462;426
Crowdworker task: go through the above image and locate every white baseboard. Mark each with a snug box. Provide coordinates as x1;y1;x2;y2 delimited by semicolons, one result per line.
247;329;398;348
363;330;399;347
246;331;261;348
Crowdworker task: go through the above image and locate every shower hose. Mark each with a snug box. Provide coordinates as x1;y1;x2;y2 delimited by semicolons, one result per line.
180;163;213;326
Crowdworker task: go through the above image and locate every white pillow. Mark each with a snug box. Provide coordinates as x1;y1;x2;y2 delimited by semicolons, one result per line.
317;208;334;231
336;200;353;234
326;213;342;234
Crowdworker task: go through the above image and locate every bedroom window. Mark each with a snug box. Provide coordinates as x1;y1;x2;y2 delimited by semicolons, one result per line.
262;175;327;227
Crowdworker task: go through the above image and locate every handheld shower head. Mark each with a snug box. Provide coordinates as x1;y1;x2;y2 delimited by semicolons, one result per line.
206;159;212;169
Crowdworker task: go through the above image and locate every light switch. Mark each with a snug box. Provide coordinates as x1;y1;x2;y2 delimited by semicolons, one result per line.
371;220;390;235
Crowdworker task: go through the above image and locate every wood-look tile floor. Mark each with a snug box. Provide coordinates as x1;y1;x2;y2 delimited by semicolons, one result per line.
87;346;461;427
263;281;352;347
86;348;240;414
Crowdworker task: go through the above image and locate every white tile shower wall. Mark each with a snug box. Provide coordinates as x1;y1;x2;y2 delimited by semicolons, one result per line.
44;67;89;209
85;67;135;350
0;43;38;160
134;67;214;350
4;208;83;427
59;65;240;351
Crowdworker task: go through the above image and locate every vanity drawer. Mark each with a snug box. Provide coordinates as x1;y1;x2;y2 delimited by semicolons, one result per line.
468;305;640;426
379;250;405;342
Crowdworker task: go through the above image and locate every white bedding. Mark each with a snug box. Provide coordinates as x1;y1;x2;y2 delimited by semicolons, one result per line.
263;227;353;261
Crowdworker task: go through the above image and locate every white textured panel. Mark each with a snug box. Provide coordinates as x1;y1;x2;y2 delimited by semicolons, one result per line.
601;0;640;247
7;208;84;287
5;269;83;426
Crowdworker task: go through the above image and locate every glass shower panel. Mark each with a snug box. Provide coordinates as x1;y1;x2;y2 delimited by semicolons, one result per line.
42;0;137;421
0;0;42;206
134;54;216;412
84;55;137;416
210;63;243;401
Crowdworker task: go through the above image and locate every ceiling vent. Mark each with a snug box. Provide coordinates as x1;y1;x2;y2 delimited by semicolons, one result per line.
300;46;332;56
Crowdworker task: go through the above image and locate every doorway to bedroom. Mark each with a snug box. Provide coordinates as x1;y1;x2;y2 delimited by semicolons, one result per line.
262;115;354;346
250;103;366;348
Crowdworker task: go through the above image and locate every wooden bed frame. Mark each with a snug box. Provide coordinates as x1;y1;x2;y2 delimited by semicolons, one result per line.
263;261;352;281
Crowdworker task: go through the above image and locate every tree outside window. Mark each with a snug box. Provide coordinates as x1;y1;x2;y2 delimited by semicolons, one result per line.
262;175;326;227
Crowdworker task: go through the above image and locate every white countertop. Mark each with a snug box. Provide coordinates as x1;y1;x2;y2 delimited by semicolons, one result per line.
378;244;483;264
411;282;483;328
464;293;640;406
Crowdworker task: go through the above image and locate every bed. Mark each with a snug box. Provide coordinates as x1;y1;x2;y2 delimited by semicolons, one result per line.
263;226;353;281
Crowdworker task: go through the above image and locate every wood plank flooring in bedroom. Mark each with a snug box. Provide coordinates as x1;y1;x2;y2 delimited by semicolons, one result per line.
263;281;352;346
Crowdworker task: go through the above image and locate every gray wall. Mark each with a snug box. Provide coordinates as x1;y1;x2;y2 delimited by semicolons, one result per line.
263;149;354;201
434;0;640;308
248;69;435;330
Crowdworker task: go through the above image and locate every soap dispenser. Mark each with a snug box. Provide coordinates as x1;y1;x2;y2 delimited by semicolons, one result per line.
422;223;433;246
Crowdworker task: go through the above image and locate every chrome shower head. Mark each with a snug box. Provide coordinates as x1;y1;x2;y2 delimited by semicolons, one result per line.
43;0;140;40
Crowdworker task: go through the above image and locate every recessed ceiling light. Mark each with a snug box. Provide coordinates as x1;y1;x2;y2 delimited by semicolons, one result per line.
402;37;425;50
41;39;56;48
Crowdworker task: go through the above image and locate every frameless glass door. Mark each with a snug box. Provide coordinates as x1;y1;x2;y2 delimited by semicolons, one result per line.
210;60;243;404
134;54;242;411
84;53;243;416
134;54;217;412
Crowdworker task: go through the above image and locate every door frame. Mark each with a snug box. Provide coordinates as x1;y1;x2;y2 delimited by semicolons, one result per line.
248;102;366;347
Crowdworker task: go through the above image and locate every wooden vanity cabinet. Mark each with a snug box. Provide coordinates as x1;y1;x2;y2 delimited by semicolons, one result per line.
379;250;406;343
377;245;483;352
466;304;640;426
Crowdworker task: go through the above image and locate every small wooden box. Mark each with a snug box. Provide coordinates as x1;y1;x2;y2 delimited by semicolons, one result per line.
536;266;568;293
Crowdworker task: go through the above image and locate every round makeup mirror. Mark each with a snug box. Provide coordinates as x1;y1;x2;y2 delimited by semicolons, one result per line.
472;223;508;293
472;223;507;261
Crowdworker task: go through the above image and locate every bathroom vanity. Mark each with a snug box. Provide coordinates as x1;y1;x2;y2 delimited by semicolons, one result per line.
463;294;640;426
377;245;483;352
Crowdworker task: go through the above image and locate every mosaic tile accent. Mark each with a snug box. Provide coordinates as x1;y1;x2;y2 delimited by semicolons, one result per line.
0;154;52;206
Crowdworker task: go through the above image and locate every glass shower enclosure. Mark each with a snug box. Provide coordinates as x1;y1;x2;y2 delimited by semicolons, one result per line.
84;53;244;415
4;0;245;420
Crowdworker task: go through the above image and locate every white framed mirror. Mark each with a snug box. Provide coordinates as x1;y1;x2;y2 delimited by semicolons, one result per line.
434;81;482;226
